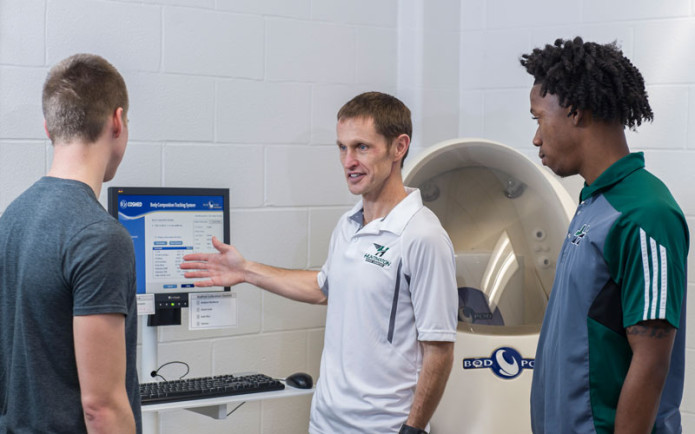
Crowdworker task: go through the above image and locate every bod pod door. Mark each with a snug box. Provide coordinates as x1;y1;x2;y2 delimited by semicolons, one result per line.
403;138;575;433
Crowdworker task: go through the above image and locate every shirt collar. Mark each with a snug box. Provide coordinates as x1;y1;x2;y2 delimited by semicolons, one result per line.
347;187;423;235
580;152;645;202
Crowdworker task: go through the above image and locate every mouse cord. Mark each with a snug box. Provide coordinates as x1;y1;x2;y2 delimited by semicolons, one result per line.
150;360;191;381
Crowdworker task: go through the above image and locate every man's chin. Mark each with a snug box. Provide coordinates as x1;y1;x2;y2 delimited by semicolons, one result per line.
347;186;363;196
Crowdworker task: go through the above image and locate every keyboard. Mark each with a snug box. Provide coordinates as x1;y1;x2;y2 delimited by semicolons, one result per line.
140;373;285;405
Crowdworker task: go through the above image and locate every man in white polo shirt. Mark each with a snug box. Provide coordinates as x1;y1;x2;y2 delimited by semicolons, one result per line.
181;92;458;434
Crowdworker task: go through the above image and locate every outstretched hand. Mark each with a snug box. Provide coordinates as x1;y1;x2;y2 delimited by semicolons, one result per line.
180;236;247;287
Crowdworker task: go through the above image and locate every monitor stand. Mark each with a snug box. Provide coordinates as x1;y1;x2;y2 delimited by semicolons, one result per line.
141;315;159;432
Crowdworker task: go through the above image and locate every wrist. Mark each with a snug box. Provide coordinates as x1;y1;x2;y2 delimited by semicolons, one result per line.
399;424;428;434
243;260;258;285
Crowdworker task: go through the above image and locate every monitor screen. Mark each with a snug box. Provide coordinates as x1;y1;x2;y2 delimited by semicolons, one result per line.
107;187;230;307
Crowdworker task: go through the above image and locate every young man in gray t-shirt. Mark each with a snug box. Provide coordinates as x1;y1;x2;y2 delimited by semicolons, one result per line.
0;54;140;433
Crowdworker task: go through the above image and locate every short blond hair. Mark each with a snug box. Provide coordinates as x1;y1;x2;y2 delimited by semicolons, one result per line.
42;54;128;143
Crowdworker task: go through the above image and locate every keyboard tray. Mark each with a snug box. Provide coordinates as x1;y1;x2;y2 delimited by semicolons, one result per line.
140;373;285;405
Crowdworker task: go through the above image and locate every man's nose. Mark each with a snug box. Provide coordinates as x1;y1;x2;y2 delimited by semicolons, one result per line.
532;129;541;147
343;149;357;167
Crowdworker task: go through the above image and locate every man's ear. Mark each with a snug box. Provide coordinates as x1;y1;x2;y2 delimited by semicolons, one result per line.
392;133;410;163
111;107;125;139
43;119;51;140
569;108;587;127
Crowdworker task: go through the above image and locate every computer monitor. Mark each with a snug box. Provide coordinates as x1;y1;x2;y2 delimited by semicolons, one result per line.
107;187;230;325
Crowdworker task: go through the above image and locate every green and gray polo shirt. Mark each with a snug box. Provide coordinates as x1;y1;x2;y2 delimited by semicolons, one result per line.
531;153;688;433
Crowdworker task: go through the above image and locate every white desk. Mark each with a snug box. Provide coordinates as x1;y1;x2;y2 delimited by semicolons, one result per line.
139;318;314;432
141;386;314;434
141;386;314;420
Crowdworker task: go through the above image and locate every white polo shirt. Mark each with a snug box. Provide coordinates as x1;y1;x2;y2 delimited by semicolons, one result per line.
309;188;458;433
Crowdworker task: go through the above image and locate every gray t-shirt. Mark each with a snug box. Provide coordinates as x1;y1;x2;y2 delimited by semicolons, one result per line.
0;177;141;433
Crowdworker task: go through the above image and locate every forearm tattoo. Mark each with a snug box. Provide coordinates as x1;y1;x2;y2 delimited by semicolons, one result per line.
626;321;673;339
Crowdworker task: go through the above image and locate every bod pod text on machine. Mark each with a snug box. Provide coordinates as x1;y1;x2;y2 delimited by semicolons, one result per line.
403;138;576;433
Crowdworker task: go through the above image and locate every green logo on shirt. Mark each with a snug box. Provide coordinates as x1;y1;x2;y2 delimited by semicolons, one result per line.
571;224;590;246
373;244;389;257
364;244;391;267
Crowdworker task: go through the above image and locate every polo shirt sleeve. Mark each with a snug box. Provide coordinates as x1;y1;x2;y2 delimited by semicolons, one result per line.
604;208;688;329
404;224;458;342
63;220;136;317
318;223;341;297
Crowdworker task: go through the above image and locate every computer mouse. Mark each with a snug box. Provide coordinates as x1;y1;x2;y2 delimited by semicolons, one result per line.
285;372;313;389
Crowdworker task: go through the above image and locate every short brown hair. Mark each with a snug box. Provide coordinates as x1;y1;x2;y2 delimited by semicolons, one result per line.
42;54;128;144
337;92;412;166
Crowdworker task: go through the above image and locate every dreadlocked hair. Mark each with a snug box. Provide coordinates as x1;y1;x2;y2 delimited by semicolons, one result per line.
520;36;653;130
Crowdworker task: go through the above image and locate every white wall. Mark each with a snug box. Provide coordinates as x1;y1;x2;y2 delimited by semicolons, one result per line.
1;0;694;432
0;1;399;432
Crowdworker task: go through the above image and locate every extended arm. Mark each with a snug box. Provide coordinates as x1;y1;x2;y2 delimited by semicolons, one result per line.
74;314;135;434
404;340;454;430
181;236;326;304
614;319;676;434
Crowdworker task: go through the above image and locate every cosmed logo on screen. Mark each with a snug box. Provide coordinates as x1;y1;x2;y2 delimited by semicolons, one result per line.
119;199;143;209
462;347;534;379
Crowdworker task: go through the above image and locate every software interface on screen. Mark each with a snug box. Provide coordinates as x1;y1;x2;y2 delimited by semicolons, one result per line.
108;187;229;297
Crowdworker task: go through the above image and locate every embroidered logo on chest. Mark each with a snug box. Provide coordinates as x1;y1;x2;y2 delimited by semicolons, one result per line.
571;224;590;246
363;243;392;267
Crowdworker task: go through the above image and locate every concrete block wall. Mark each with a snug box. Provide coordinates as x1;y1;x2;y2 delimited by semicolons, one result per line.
459;0;695;430
0;0;400;432
2;0;695;432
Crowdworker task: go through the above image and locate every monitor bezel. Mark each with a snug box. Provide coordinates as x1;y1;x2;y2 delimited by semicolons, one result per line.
107;186;231;306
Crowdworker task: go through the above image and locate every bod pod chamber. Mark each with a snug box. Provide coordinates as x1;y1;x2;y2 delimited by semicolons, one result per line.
403;138;575;433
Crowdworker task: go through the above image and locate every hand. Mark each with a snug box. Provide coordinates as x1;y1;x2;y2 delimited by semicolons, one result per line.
180;236;247;287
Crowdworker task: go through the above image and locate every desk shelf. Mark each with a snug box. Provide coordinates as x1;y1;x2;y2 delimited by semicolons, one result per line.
141;386;314;420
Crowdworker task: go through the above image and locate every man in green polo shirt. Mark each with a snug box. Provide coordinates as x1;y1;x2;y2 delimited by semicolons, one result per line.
521;37;689;433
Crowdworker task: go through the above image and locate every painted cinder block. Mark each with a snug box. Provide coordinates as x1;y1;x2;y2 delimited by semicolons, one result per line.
216;79;311;144
159;400;261;434
308;207;352;268
486;0;581;29
266;19;355;83
265;146;353;207
163;143;264;208
99;143;164;205
0;0;45;66
213;331;308;378
643;150;695;216
0;142;46;211
230;209;309;269
125;72;215;142
216;0;310;19
356;27;398;86
634;19;695;85
0;66;46;140
263;291;327;331
459;90;485;138
422;31;460;89
582;0;690;22
420;88;460;146
311;0;397;27
626;86;688;150
46;0;161;72
162;7;263;79
482;88;536;151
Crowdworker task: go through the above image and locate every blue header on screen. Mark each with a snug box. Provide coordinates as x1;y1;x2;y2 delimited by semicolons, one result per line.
117;194;224;217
